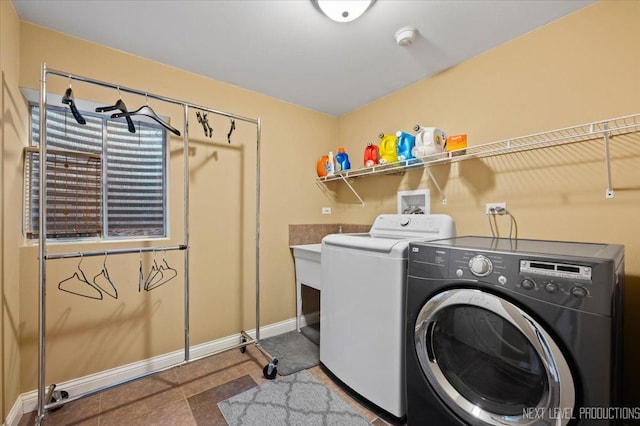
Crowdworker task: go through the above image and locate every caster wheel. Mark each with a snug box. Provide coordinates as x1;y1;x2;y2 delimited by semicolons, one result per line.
239;336;246;353
263;360;278;380
49;390;69;412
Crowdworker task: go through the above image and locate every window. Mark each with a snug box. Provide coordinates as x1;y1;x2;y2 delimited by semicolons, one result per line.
24;104;168;240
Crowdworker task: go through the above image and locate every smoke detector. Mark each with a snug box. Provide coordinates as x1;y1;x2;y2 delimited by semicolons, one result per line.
395;26;418;47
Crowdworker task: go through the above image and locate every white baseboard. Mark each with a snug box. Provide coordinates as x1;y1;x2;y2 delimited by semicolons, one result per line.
5;314;318;426
3;402;22;426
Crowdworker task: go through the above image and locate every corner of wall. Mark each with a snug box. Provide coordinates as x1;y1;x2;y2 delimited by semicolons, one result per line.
1;0;27;423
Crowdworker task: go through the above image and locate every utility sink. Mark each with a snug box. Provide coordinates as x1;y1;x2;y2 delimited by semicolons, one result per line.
291;244;321;331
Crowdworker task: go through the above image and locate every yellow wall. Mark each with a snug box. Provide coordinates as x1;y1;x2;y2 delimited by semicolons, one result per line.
336;1;640;406
1;0;28;420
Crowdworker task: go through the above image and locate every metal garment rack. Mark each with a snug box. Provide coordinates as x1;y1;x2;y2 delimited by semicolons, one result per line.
36;64;272;425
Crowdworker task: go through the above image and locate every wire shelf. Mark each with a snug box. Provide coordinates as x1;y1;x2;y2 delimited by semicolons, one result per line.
317;113;640;205
318;113;640;183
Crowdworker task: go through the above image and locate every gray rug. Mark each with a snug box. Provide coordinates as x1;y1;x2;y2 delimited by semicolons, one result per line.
259;330;319;376
217;370;370;425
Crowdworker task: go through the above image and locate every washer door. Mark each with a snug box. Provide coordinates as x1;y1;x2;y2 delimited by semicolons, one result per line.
415;288;575;425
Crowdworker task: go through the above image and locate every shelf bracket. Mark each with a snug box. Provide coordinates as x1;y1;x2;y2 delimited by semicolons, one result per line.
602;124;615;199
338;174;366;207
425;167;447;205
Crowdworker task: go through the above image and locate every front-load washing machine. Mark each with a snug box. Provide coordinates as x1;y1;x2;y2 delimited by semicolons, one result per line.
406;236;624;425
321;214;456;419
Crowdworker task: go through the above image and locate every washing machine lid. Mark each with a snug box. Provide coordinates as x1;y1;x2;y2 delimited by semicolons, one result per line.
423;236;621;259
323;214;456;253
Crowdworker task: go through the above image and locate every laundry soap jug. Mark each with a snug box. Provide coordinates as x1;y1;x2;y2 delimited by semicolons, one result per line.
378;133;398;164
317;155;329;177
364;142;379;167
335;147;351;172
412;125;446;158
326;151;336;176
396;131;416;163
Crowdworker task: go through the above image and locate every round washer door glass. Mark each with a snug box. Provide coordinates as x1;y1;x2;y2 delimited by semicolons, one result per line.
415;288;575;426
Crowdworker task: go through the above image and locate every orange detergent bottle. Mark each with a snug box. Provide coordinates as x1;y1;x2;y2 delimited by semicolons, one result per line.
317;155;328;177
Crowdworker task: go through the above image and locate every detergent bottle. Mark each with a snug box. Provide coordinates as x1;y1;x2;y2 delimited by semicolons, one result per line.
378;133;398;164
326;151;336;176
316;155;329;177
364;142;379;167
335;147;351;172
412;125;446;158
396;131;416;163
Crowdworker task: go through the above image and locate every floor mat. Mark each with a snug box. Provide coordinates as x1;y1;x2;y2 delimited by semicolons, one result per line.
258;330;319;376
217;370;370;425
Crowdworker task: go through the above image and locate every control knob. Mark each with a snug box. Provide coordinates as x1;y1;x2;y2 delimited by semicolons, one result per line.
399;217;411;227
469;255;493;277
521;279;535;290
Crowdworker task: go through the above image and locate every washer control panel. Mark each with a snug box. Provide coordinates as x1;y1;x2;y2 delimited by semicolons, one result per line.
408;240;617;316
516;260;592;300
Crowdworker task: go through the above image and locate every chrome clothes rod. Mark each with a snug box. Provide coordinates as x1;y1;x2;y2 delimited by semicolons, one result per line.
44;244;188;260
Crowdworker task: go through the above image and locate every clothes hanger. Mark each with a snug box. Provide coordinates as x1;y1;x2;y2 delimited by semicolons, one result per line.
95;87;136;133
110;95;181;136
146;252;178;291
143;250;164;290
61;78;86;125
196;111;213;138
227;119;235;144
138;250;144;293
92;252;118;299
58;254;103;300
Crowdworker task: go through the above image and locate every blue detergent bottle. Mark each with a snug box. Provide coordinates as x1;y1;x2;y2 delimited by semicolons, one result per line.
396;131;416;163
335;147;351;172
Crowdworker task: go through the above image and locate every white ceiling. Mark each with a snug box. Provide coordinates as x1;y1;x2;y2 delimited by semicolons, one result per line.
11;0;594;116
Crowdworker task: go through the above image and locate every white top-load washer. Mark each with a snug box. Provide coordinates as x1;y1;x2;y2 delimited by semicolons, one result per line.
320;214;456;418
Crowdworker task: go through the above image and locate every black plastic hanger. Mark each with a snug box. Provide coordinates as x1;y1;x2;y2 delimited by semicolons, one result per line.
61;86;86;125
58;254;103;300
196;111;213;138
111;105;181;136
96;97;136;133
227;119;235;144
92;253;118;299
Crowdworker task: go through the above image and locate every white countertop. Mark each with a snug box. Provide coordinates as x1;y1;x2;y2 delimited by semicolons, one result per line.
290;243;321;252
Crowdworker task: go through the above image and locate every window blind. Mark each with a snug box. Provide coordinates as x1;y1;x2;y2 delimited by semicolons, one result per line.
105;120;166;237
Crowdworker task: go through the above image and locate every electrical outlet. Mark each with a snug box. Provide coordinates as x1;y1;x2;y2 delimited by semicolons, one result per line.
322;207;332;215
486;202;506;215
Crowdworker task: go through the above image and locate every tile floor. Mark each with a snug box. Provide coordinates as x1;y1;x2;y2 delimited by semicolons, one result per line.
18;343;402;425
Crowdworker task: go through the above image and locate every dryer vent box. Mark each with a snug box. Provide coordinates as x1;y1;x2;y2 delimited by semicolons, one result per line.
397;189;430;215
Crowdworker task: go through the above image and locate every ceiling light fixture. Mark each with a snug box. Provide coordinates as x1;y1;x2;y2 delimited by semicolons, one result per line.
312;0;376;23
